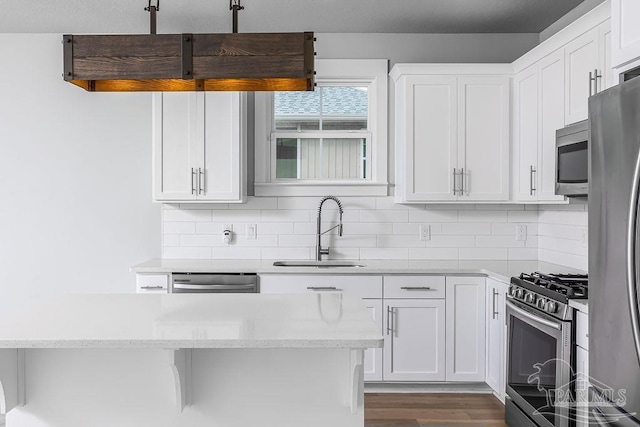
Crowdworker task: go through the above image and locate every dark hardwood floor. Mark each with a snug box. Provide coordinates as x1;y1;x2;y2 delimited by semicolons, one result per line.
365;393;507;427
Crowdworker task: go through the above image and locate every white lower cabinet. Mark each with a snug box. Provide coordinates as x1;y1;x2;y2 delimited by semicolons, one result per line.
445;276;486;382
136;274;169;294
259;273;490;384
485;278;508;401
383;299;446;382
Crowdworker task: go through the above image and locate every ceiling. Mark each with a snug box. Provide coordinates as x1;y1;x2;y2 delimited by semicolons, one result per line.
1;0;589;34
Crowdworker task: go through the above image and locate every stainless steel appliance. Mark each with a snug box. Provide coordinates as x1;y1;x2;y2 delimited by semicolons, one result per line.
171;273;258;293
589;76;640;425
506;272;589;427
556;120;589;197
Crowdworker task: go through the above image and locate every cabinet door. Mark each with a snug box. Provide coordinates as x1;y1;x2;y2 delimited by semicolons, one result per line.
152;93;199;201
565;28;599;124
612;0;640;69
445;276;486;382
513;66;539;201
399;76;458;202
200;92;246;202
599;20;615;91
458;77;510;201
383;299;446;381
485;279;507;400
538;50;567;202
363;299;384;382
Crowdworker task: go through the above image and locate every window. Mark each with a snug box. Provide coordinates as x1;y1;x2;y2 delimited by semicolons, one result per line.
254;59;388;196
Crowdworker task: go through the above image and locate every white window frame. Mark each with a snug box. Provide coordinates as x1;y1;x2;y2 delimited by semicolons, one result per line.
254;59;388;196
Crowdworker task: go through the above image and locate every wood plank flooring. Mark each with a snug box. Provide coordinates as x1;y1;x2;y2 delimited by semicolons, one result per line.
365;393;507;427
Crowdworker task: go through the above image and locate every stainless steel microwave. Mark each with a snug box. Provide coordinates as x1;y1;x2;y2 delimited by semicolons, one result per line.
555;120;588;197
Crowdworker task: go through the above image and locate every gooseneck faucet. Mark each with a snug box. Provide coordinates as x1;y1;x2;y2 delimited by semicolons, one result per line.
316;196;344;261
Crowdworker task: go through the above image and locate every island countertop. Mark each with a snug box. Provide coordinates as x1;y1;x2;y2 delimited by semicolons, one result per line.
0;294;383;350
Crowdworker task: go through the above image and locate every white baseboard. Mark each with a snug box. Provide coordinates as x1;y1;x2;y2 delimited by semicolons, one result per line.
364;382;493;394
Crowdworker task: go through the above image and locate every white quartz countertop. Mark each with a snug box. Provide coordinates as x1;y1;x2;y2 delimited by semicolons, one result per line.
131;259;586;285
0;294;383;350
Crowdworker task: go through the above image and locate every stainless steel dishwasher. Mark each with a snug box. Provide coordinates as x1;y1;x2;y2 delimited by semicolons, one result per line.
171;273;258;293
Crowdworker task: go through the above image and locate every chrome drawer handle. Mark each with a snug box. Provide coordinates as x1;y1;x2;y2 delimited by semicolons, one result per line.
141;285;164;290
400;286;432;290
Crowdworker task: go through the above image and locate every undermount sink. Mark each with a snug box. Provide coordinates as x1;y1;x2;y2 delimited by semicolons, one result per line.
273;260;365;268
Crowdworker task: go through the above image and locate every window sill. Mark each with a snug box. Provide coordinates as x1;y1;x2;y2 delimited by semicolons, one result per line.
254;182;389;197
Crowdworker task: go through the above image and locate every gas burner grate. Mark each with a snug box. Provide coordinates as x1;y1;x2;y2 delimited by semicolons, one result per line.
519;272;588;299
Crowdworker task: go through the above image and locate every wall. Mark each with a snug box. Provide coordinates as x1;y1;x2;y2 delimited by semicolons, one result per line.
161;197;539;263
537;203;588;271
539;0;607;42
0;34;161;302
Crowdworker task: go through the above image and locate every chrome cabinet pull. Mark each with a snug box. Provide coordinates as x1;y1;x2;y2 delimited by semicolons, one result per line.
452;168;457;195
191;168;197;195
198;167;204;194
306;286;338;291
530;165;537;195
492;289;499;320
589;71;595;97
460;168;465;196
141;285;164;290
594;68;602;94
400;286;432;290
386;306;392;336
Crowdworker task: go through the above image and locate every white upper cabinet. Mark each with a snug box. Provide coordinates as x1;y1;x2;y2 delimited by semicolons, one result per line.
565;28;600;124
152;92;247;203
564;19;613;124
392;65;510;203
612;0;640;69
513;50;566;202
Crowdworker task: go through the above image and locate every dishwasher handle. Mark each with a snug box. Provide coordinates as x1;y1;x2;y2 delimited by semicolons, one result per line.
173;283;256;291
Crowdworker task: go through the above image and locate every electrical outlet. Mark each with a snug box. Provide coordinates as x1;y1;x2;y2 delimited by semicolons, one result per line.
222;223;233;232
516;225;527;242
419;225;431;241
246;224;257;240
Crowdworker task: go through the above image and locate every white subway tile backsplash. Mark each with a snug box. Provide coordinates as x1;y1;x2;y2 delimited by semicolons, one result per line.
458;211;508;223
164;221;196;234
163;234;180;247
409;210;459;223
163;246;212;259
441;222;491;235
159;198;579;268
507;211;538;223
459;248;508;260
476;236;525;248
409;248;459;260
360;248;409;260
377;235;426;248
163;209;212;222
360;209;408;223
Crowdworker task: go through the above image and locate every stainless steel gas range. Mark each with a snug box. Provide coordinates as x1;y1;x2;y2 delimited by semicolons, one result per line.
505;272;588;427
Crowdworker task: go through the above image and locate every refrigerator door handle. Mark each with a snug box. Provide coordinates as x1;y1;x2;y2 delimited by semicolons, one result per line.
626;150;640;367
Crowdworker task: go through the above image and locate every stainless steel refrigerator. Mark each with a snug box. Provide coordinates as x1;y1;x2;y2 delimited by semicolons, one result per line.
589;76;640;426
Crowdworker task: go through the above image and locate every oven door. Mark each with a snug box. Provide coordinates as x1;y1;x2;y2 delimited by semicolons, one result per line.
506;299;573;427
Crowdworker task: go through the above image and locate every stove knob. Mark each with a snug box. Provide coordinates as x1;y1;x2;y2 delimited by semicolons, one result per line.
508;285;515;296
515;289;524;299
525;293;537;304
546;301;558;314
537;298;547;309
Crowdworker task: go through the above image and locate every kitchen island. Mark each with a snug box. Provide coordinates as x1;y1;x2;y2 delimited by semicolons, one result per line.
0;293;381;427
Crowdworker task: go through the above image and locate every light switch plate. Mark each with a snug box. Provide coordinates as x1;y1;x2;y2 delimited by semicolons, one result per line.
246;224;257;240
516;225;527;241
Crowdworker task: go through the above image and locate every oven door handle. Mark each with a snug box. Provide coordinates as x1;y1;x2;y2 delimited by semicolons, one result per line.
173;283;256;291
506;300;561;331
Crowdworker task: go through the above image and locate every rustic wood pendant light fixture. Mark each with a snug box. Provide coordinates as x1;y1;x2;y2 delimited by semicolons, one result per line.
62;0;315;92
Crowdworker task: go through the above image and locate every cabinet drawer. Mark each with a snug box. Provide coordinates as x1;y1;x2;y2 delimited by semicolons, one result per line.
136;274;169;293
576;310;589;350
384;276;445;298
259;275;382;299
